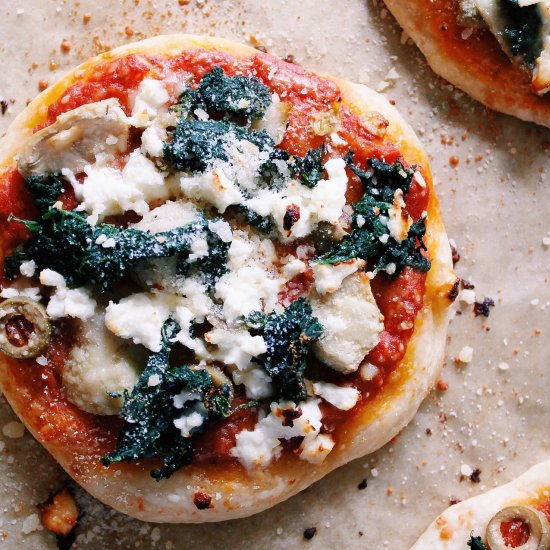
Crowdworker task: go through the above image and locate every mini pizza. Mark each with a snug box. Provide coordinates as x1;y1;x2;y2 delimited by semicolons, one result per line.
0;35;456;522
383;0;550;127
410;459;550;549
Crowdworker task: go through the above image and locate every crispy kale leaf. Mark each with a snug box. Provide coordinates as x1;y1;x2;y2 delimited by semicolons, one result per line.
249;298;324;402
316;156;430;276
102;320;215;480
291;144;326;188
181;67;272;121
501;0;543;67
467;535;488;550
6;204;228;291
163;119;277;173
346;152;414;203
25;173;64;215
102;320;245;479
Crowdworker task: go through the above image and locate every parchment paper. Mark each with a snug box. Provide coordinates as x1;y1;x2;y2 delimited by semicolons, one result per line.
0;1;548;548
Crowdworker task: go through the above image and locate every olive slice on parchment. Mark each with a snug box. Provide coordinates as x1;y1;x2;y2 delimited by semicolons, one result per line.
0;297;52;359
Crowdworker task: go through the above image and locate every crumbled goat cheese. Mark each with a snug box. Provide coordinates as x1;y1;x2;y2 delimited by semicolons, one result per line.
204;328;267;370
386;189;412;244
39;269;96;320
19;260;37;277
174;406;206;438
231;399;325;469
297;433;335;464
313;381;360;411
232;366;273;400
129;78;170;127
459;288;476;305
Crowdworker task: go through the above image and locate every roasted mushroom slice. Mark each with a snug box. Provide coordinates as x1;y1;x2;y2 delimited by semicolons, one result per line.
17;98;130;177
0;297;52;359
486;505;550;550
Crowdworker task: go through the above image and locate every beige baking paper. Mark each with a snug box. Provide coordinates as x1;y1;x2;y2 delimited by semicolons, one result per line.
0;0;548;548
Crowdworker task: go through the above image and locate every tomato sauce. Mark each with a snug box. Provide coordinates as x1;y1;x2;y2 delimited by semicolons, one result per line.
0;47;430;467
500;520;530;548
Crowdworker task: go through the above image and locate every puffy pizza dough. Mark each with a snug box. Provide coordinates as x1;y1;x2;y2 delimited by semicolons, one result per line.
383;0;550;128
0;34;456;522
410;459;550;549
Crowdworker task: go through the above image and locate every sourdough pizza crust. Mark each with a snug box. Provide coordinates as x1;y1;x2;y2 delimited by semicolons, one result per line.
0;34;456;522
410;459;550;549
383;0;550;128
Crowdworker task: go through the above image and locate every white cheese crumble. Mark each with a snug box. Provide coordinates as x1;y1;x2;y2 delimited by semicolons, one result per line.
386;189;412;244
459;288;476;305
311;259;365;295
129;78;170;127
19;260;37;278
39;269;96;320
230;399;325;469
174;406;206;438
204;328;267;370
76;149;174;220
297;433;335;464
313;381;360;411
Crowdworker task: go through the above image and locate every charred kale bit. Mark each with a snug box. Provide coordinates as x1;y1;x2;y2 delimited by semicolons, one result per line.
182;67;272;121
500;0;543;67
177;223;230;290
315;156;430;276
163;119;277;173
102;320;214;480
5;198;228;291
290;144;326;188
346;152;414;203
248;298;324;402
467;534;488;550
25;173;64;215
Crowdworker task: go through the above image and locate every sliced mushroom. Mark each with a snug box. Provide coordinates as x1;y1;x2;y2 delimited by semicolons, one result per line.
18;98;130;177
486;505;550;550
0;297;52;359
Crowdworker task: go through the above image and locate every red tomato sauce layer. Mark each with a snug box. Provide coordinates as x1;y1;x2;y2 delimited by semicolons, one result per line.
0;48;429;467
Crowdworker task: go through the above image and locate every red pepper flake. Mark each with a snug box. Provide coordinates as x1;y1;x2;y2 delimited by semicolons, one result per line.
125;26;134;37
83;13;91;23
281;407;302;428
357;478;368;490
39;488;79;536
193;491;212;510
303;527;317;540
60;39;71;53
449;497;461;506
425;428;432;436
283;54;296;64
38;79;49;92
473;298;495;317
283;203;300;231
436;380;449;392
469;468;481;483
449;155;460;167
0;100;8;115
461;279;475;290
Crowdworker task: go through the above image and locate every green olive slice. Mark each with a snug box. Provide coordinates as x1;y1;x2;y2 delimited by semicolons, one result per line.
486;505;550;550
0;297;52;359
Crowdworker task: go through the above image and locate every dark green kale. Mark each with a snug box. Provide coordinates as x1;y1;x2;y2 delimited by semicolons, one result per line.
25;173;64;215
250;298;324;402
467;535;488;550
6;206;227;292
163;119;277;173
316;156;430;276
291;144;326;188
102;320;215;480
182;67;272;120
177;223;230;290
238;206;275;233
500;0;543;67
346;152;414;203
